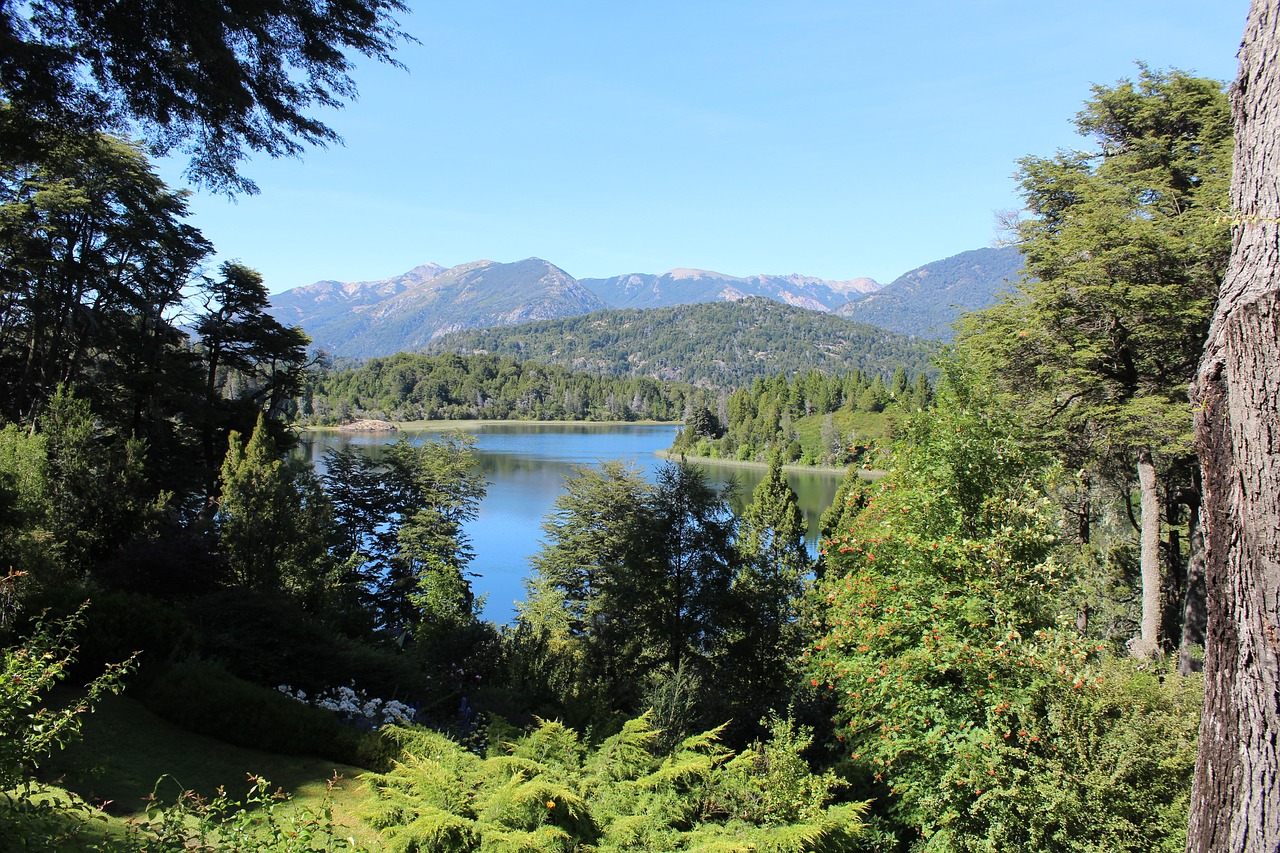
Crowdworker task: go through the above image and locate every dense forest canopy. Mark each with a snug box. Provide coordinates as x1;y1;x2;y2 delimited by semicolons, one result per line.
424;297;937;388
301;351;716;424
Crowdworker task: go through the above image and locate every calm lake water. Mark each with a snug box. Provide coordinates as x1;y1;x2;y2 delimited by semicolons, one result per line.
298;423;845;623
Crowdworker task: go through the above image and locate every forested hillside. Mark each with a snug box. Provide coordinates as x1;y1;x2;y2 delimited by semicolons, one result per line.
670;367;932;465
302;352;715;423
426;297;936;387
835;246;1024;339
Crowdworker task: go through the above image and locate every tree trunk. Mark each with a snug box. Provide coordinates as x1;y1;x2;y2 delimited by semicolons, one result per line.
1186;3;1280;849
1177;496;1207;675
1133;446;1162;658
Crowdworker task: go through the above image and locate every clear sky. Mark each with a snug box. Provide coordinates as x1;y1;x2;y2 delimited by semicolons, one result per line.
160;0;1250;294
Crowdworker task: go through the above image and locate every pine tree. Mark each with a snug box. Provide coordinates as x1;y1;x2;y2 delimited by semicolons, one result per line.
722;452;812;736
217;413;331;599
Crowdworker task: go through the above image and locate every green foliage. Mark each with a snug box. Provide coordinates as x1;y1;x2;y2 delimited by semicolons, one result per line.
520;461;742;733
1;109;315;502
956;67;1230;473
217;414;333;599
137;661;385;769
322;433;487;633
0;110;212;428
675;370;922;465
0;772;373;852
183;589;432;700
17;588;198;683
970;656;1200;852
125;772;371;852
363;714;866;852
426;297;936;389
518;459;823;743
0;593;134;795
718;454;812;736
321;434;486;630
304;351;707;424
0;387;155;578
808;377;1202;849
1;0;409;195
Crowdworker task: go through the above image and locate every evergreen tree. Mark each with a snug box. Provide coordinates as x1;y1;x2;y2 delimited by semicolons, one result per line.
722;452;812;737
956;67;1231;657
0;111;211;427
216;413;331;600
0;0;409;194
195;262;311;475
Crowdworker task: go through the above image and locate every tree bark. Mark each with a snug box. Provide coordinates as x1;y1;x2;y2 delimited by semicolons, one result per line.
1186;3;1280;850
1177;491;1207;675
1133;446;1163;658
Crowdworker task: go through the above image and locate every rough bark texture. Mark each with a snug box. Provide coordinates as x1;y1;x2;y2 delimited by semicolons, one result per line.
1135;447;1163;658
1177;499;1208;675
1186;3;1280;850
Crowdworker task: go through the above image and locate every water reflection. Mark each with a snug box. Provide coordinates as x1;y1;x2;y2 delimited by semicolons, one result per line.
298;423;845;624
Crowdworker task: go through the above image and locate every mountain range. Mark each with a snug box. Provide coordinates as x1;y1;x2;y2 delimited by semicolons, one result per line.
268;247;1023;359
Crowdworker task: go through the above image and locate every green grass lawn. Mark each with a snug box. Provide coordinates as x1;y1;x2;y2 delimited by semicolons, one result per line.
793;409;898;459
32;692;384;849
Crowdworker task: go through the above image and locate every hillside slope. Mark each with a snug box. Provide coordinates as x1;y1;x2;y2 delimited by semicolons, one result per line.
425;297;936;387
835;246;1023;339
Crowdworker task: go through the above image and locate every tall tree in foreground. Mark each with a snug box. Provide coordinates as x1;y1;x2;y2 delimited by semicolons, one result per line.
957;67;1231;657
721;452;811;733
0;0;410;194
1187;3;1280;849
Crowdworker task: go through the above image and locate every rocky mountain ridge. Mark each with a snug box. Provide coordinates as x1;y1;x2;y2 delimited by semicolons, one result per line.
268;247;1023;358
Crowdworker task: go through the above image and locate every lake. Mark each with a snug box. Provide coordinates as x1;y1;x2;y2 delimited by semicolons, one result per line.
298;422;846;623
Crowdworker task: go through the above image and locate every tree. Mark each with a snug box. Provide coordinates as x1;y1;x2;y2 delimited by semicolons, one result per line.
194;261;310;474
648;462;738;676
0;110;211;426
956;67;1232;657
527;461;655;640
0;0;410;194
722;451;812;736
1186;3;1280;849
320;435;486;632
521;461;741;729
383;435;487;635
216;413;331;600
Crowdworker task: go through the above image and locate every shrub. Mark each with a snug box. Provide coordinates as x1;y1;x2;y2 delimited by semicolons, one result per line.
184;590;431;700
0;590;135;850
11;588;197;685
138;662;387;768
973;656;1201;852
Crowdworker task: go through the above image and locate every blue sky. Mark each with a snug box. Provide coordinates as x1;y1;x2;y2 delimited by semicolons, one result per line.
161;0;1249;293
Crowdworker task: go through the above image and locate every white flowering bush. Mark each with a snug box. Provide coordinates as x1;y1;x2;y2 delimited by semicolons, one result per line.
277;683;416;730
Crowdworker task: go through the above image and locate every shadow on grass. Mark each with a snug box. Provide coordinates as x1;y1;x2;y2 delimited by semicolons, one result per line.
37;693;379;845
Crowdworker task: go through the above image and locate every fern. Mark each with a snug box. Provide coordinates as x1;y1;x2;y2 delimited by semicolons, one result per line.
362;715;866;852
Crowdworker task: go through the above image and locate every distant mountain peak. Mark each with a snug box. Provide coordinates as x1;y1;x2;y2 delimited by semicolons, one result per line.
268;247;1020;358
665;267;737;280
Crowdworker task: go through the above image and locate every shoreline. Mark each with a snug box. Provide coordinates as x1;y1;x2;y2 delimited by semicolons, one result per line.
305;417;680;432
654;449;879;478
304;420;882;478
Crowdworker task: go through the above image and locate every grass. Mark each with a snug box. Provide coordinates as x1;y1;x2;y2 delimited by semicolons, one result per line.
35;692;384;848
792;409;899;458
